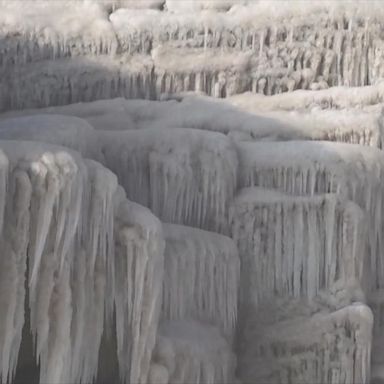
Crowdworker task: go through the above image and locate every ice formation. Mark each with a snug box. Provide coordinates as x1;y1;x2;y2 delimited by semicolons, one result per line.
2;1;384;383
162;224;239;335
4;1;384;109
230;188;365;306
0;139;166;384
154;320;236;384
96;127;237;233
238;302;373;384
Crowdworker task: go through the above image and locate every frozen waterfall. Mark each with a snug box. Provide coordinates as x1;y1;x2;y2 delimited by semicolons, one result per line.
2;1;384;384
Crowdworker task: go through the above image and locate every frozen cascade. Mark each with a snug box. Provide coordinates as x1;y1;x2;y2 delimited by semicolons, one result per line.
2;0;384;381
0;140;165;384
0;140;116;384
162;224;240;336
238;140;384;293
5;2;384;110
114;195;165;384
238;301;373;384
152;320;236;384
97;127;238;233
230;188;365;307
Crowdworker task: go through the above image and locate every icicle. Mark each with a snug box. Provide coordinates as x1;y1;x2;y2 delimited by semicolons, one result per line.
114;199;164;384
98;128;237;234
162;224;240;337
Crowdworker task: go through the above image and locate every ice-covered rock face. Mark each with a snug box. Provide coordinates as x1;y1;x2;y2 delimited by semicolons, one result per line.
4;1;384;110
0;140;165;384
3;1;384;384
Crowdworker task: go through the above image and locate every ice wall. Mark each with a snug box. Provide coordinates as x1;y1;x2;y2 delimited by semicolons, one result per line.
238;140;384;292
238;302;373;384
97;128;237;233
4;2;384;109
162;224;239;336
230;188;365;307
114;196;165;384
0;140;164;384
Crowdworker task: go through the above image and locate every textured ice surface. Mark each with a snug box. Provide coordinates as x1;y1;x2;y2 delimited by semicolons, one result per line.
97;127;238;233
4;1;384;110
1;1;384;382
114;196;165;384
162;224;239;336
238;140;384;292
0;114;96;155
154;320;236;384
228;83;384;112
238;302;373;384
0;141;117;384
0;140;165;384
230;188;365;307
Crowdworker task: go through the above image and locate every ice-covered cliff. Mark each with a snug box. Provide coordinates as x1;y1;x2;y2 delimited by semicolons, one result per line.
4;1;384;110
1;1;384;384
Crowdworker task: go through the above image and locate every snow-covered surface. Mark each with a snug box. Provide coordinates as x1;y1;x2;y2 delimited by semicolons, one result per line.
0;114;96;155
228;83;384;112
5;96;384;148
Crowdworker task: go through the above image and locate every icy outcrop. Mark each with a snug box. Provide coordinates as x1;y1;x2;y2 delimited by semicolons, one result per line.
251;108;384;148
0;1;117;67
97;128;237;233
0;140;164;384
228;83;384;112
162;224;239;336
238;140;384;292
153;320;236;384
0;115;96;155
0;57;124;111
4;97;384;149
4;1;384;110
230;188;365;307
0;97;305;141
0;141;117;384
238;302;373;384
114;196;165;384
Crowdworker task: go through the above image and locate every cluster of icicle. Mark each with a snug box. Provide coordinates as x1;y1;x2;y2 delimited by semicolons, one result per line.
0;95;378;383
0;139;166;384
0;114;240;384
230;188;365;306
6;1;384;110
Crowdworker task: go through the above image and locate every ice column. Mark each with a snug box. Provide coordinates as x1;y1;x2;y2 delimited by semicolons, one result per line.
114;195;165;384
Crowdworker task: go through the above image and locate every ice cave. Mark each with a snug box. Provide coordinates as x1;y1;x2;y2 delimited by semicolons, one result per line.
2;0;384;383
